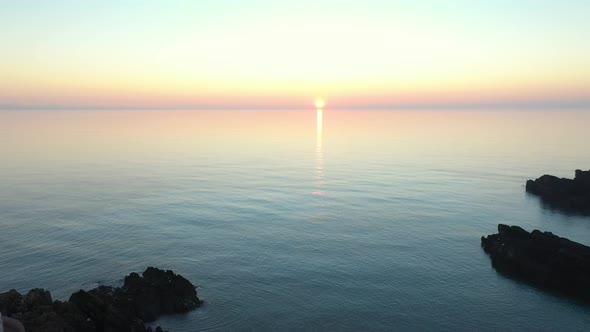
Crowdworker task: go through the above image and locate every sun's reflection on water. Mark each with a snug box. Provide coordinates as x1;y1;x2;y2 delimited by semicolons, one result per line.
313;108;325;196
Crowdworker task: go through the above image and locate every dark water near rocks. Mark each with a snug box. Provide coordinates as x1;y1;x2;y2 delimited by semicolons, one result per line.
1;109;590;331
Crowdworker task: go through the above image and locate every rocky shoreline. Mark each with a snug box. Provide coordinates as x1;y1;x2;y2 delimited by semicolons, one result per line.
0;267;202;332
526;169;590;214
481;224;590;302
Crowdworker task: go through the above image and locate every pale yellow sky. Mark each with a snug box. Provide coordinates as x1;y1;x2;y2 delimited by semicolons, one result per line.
1;1;589;109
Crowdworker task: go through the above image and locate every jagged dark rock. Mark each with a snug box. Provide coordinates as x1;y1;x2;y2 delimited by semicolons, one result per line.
526;169;590;214
0;267;202;332
481;224;590;301
122;267;201;322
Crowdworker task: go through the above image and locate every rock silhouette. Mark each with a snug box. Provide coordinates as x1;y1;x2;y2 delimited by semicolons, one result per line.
0;267;201;332
481;224;590;301
526;169;590;214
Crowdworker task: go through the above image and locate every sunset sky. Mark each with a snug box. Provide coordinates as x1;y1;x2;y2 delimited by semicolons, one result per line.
1;0;589;109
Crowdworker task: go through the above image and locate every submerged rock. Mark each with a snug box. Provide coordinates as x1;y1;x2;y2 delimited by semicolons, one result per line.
525;169;590;214
0;267;202;332
481;224;590;301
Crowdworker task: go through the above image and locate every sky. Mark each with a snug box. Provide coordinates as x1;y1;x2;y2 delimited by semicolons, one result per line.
1;0;589;109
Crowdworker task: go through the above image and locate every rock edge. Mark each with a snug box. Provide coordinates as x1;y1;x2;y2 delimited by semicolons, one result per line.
525;169;590;214
0;267;202;332
481;224;590;301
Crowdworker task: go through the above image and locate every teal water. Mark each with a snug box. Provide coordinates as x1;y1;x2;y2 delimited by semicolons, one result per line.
1;109;590;331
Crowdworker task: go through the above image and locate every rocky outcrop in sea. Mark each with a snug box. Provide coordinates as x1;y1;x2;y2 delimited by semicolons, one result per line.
526;169;590;214
0;267;202;332
481;224;590;301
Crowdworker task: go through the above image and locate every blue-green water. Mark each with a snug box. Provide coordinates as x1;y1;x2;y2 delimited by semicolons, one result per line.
1;109;590;331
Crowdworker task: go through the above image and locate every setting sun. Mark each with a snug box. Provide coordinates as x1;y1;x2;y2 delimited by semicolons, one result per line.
315;98;325;109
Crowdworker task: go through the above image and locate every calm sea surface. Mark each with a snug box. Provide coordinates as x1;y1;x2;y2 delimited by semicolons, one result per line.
1;109;590;331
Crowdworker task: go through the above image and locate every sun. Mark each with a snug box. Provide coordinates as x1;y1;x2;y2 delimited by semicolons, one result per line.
315;98;325;109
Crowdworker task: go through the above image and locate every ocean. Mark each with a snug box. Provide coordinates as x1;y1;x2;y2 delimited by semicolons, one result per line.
1;109;590;331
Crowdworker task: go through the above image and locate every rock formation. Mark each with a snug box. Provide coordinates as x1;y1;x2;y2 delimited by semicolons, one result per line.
0;267;202;332
526;169;590;214
481;224;590;301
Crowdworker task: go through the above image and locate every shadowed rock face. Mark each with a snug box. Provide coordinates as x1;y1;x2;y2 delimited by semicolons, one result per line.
0;267;202;332
525;169;590;214
481;224;590;301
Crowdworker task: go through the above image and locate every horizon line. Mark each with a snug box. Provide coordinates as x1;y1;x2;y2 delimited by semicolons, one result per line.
1;102;589;111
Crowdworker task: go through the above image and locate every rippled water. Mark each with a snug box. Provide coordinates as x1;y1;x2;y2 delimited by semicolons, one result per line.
1;109;590;331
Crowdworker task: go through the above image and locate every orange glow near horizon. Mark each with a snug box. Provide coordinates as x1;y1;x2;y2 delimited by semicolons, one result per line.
1;74;587;109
